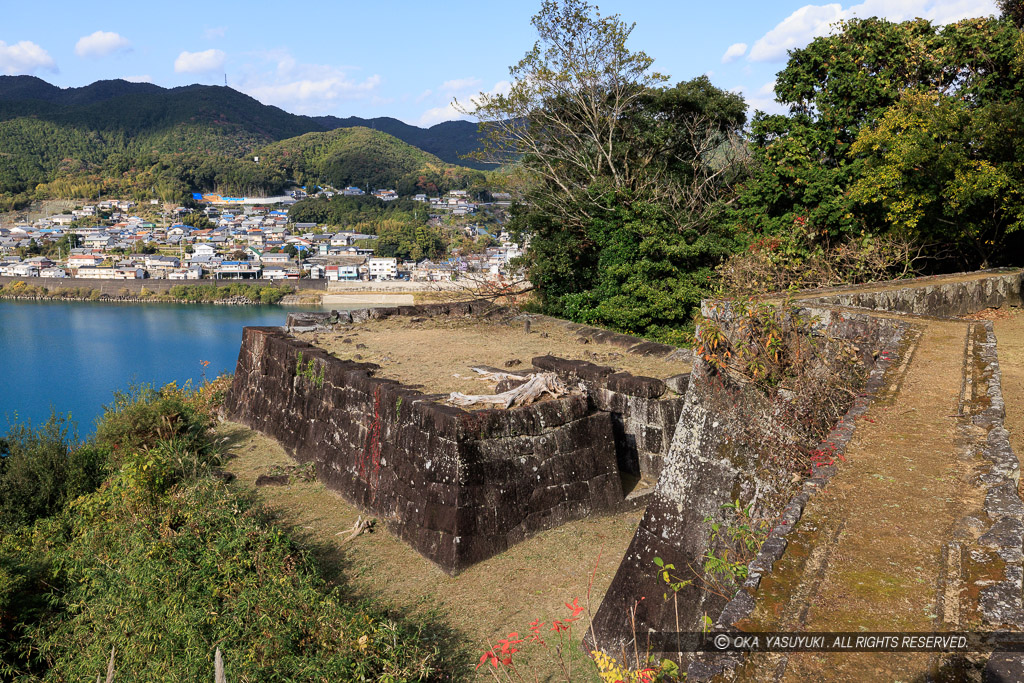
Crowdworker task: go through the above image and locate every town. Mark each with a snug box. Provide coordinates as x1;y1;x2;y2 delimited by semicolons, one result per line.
0;187;523;284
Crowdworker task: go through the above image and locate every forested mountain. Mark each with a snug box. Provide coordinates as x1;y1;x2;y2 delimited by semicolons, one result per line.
0;76;487;208
256;127;485;195
0;76;163;105
0;76;484;164
311;115;487;169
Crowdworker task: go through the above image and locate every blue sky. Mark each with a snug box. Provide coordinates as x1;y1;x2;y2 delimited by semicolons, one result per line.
0;0;1000;127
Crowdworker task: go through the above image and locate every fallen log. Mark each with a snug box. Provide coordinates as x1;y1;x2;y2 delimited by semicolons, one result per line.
449;372;572;409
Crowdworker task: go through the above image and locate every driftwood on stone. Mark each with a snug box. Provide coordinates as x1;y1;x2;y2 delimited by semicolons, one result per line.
470;366;529;383
449;372;573;409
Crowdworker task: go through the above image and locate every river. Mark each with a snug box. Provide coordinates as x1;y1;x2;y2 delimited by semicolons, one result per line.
0;299;325;438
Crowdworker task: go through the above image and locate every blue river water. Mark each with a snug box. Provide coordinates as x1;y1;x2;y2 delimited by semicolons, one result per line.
0;300;324;438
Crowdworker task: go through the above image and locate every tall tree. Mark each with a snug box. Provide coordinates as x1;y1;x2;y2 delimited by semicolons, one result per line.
727;14;1024;269
999;0;1024;29
463;0;747;341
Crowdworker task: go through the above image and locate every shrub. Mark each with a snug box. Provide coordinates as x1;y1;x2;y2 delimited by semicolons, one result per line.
1;379;463;680
94;383;214;459
0;415;108;534
717;223;923;297
1;467;454;681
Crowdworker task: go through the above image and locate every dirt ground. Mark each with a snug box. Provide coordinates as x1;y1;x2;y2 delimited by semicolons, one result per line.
739;319;990;681
297;315;690;397
219;422;644;681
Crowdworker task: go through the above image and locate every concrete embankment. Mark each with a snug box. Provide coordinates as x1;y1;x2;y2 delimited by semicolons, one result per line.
321;293;416;306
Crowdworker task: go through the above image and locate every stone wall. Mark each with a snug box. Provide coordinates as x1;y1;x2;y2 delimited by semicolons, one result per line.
224;326;625;574
287;304;692;480
532;355;688;478
588;309;910;659
795;268;1022;317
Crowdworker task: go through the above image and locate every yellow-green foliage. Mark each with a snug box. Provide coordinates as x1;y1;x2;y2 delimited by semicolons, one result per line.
0;378;460;680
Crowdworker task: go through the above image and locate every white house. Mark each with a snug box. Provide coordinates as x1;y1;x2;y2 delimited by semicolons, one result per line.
367;257;398;281
326;264;359;281
67;254;104;269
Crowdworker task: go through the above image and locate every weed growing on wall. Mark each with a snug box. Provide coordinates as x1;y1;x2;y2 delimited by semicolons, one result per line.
689;292;865;595
694;292;865;484
295;350;325;388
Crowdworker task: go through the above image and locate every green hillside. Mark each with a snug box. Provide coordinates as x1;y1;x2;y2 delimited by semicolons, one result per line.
257;126;482;192
311;115;489;170
0;77;487;207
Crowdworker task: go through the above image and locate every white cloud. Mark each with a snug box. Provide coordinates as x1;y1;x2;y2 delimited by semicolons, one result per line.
749;0;998;62
440;77;482;94
204;27;226;40
749;4;844;61
418;79;511;126
75;31;131;58
174;49;226;74
122;74;152;83
415;88;433;103
0;40;56;75
418;103;464;127
236;50;382;115
721;43;748;64
731;83;788;116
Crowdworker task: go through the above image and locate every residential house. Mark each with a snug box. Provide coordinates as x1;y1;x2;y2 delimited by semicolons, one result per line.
67;254;105;270
325;264;359;281
214;261;261;280
367;257;398;281
168;266;203;280
192;244;217;259
77;266;144;279
261;252;292;265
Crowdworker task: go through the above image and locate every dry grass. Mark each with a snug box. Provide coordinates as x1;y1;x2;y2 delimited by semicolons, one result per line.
219;422;645;681
297;315;690;397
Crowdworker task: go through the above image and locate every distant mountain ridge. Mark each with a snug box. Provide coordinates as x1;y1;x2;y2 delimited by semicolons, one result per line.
0;76;486;168
0;76;491;206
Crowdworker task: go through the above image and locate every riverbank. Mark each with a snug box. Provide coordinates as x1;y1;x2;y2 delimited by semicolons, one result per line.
0;276;507;308
0;279;300;306
0;293;280;305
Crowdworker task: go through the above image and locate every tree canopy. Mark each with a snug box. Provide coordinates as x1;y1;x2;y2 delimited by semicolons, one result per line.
464;0;747;342
725;14;1024;270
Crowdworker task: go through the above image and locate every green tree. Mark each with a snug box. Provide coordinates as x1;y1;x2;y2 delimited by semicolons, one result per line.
999;0;1024;28
726;14;1024;269
180;211;214;230
850;92;1024;267
463;0;747;340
